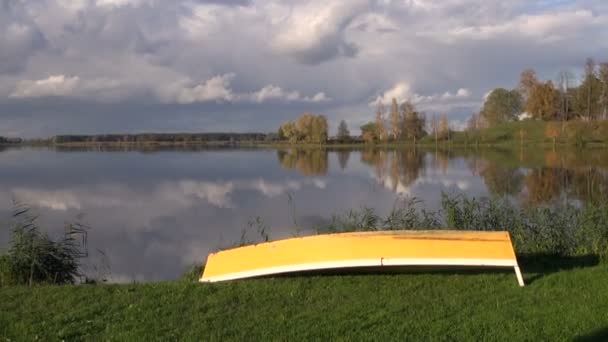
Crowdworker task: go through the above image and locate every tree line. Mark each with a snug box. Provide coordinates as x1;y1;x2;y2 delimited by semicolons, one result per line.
276;101;453;145
0;137;23;144
360;99;451;144
50;133;269;144
470;58;608;129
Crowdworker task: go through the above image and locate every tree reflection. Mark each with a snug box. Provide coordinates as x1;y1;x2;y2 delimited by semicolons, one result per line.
479;163;524;196
336;150;351;170
567;167;608;204
276;148;328;176
361;148;425;191
524;168;566;205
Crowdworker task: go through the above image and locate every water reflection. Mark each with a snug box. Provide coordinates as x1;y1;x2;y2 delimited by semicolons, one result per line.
1;146;608;282
277;149;329;176
360;149;426;191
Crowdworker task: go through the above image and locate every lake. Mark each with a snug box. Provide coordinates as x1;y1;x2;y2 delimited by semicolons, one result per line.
1;146;607;282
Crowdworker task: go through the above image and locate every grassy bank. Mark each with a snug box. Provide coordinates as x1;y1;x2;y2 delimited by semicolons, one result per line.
420;120;608;147
2;263;608;340
3;196;608;339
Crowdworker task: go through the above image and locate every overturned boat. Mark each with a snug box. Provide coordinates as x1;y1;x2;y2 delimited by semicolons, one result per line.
200;230;524;286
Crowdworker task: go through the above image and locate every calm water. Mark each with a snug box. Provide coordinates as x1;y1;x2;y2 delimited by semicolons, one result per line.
1;146;607;282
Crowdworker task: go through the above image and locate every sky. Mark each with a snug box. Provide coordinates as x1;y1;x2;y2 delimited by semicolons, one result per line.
0;0;607;138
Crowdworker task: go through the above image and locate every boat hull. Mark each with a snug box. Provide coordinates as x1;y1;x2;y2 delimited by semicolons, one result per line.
200;230;524;286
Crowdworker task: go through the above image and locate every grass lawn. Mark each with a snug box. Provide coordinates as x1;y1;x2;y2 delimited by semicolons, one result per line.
2;263;607;341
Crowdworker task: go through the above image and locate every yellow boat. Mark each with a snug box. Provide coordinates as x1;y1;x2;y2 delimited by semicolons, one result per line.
200;230;524;286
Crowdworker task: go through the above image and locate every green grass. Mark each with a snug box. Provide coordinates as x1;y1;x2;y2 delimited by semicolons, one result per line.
420;120;608;147
1;264;608;340
3;194;608;340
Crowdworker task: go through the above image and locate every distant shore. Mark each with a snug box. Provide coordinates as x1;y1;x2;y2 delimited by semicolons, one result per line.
3;120;608;149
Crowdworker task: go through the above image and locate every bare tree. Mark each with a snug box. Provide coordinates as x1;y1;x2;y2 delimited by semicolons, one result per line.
600;62;608;120
430;114;439;145
375;102;387;141
585;58;596;120
389;98;401;140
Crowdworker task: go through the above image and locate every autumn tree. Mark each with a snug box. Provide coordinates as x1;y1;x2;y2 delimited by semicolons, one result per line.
599;62;608;119
389;98;401;140
280;122;298;143
480;88;522;126
280;113;327;144
403;105;425;143
438;114;450;140
311;115;328;143
375;102;387;141
518;68;539;102
296;113;315;142
360;122;378;143
337;120;350;141
526;81;560;120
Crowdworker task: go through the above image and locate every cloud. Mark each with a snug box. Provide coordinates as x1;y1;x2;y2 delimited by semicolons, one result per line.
10;75;80;98
11;188;82;211
10;178;329;213
0;20;46;74
162;74;330;104
249;85;330;103
167;73;236;104
445;10;602;44
370;82;473;109
1;0;608;136
271;0;368;64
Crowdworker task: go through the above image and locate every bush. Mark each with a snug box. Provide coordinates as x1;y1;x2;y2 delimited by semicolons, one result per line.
1;203;89;286
320;194;608;260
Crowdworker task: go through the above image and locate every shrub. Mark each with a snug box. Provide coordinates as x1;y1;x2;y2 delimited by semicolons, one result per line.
319;194;608;260
1;203;89;286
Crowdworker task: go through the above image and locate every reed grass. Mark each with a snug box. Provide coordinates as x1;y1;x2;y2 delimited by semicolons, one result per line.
1;203;89;286
321;194;608;260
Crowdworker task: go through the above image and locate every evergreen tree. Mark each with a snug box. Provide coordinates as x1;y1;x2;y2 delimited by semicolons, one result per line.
337;120;350;141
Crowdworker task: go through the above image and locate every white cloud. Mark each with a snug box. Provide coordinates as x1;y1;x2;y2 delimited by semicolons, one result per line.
2;0;608;136
95;0;152;8
10;178;330;214
250;85;299;103
271;0;368;64
444;9;602;43
168;180;236;208
10;75;80;98
169;73;236;104
249;85;331;103
370;82;413;106
12;188;82;211
370;82;472;108
162;74;331;104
